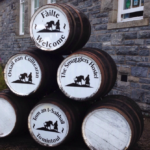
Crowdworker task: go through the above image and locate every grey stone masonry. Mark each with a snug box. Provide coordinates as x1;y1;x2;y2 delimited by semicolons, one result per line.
0;0;150;112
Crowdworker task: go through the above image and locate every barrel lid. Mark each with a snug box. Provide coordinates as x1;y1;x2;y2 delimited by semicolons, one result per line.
4;54;42;96
57;54;102;100
82;108;132;150
28;103;69;147
0;97;16;137
30;4;70;51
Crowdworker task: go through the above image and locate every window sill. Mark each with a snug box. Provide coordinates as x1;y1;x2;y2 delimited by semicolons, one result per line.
15;34;31;39
107;18;149;30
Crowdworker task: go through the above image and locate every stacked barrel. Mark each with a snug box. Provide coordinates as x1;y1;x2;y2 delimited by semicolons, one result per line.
0;3;143;150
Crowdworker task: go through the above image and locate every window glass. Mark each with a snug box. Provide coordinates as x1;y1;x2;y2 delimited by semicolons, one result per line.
124;0;131;9
22;3;25;33
34;0;39;12
20;0;25;35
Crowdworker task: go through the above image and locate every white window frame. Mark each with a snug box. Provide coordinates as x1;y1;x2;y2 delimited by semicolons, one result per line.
31;0;39;16
118;0;144;22
20;0;25;35
47;0;56;4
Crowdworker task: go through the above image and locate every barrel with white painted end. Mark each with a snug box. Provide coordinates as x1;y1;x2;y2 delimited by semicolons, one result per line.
28;91;86;147
4;48;62;97
0;89;38;138
57;48;117;101
82;95;144;150
30;4;91;54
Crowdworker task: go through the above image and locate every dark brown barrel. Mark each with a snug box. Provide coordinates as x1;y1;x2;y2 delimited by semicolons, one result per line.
0;89;38;138
57;48;117;101
30;4;91;54
82;95;144;150
28;91;86;147
4;48;62;97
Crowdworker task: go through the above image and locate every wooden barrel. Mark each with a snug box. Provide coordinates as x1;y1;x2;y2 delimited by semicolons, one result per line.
82;95;144;150
4;48;62;97
0;89;38;138
28;91;86;147
57;48;117;101
30;4;91;54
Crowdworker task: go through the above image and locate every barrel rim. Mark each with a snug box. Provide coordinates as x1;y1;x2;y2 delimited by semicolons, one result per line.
4;53;43;96
28;103;69;147
30;4;71;51
57;53;102;101
82;108;132;150
0;95;17;138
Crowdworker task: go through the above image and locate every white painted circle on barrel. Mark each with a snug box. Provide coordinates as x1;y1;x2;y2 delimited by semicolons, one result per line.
28;103;69;147
4;54;42;96
82;109;132;150
57;54;101;100
0;98;16;137
30;5;70;51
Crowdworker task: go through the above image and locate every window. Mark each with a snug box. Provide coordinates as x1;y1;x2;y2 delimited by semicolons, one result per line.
118;0;144;22
31;0;39;16
20;0;25;35
47;0;56;4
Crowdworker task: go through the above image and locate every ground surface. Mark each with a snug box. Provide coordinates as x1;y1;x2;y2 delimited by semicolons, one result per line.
0;117;150;150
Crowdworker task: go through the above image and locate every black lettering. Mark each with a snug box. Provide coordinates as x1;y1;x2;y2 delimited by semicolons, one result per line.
61;35;65;39
53;42;57;47
42;42;46;46
56;14;59;18
41;12;45;18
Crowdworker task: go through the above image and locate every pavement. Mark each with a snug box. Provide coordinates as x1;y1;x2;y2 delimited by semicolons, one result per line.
0;117;150;150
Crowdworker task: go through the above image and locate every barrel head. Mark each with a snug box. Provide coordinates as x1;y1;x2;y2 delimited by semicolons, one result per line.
28;103;69;147
4;54;42;96
0;97;16;138
57;54;102;101
30;5;70;51
82;108;132;150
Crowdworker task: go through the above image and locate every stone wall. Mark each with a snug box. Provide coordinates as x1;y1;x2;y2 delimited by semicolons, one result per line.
0;0;150;113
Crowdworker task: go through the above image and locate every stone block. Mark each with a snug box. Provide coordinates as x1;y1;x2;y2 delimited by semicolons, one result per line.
111;55;125;64
123;40;135;45
89;35;97;42
142;84;150;90
102;18;108;24
139;50;149;56
140;78;150;84
95;24;107;30
85;42;102;49
143;2;150;18
118;66;131;74
131;89;146;101
111;33;124;45
126;56;141;62
116;46;138;55
137;63;150;67
138;31;150;39
130;82;140;88
92;18;101;25
88;5;100;11
101;0;113;12
117;80;130;90
145;39;150;44
131;67;148;77
85;0;92;7
95;12;108;18
97;34;111;42
124;32;137;39
102;45;116;51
